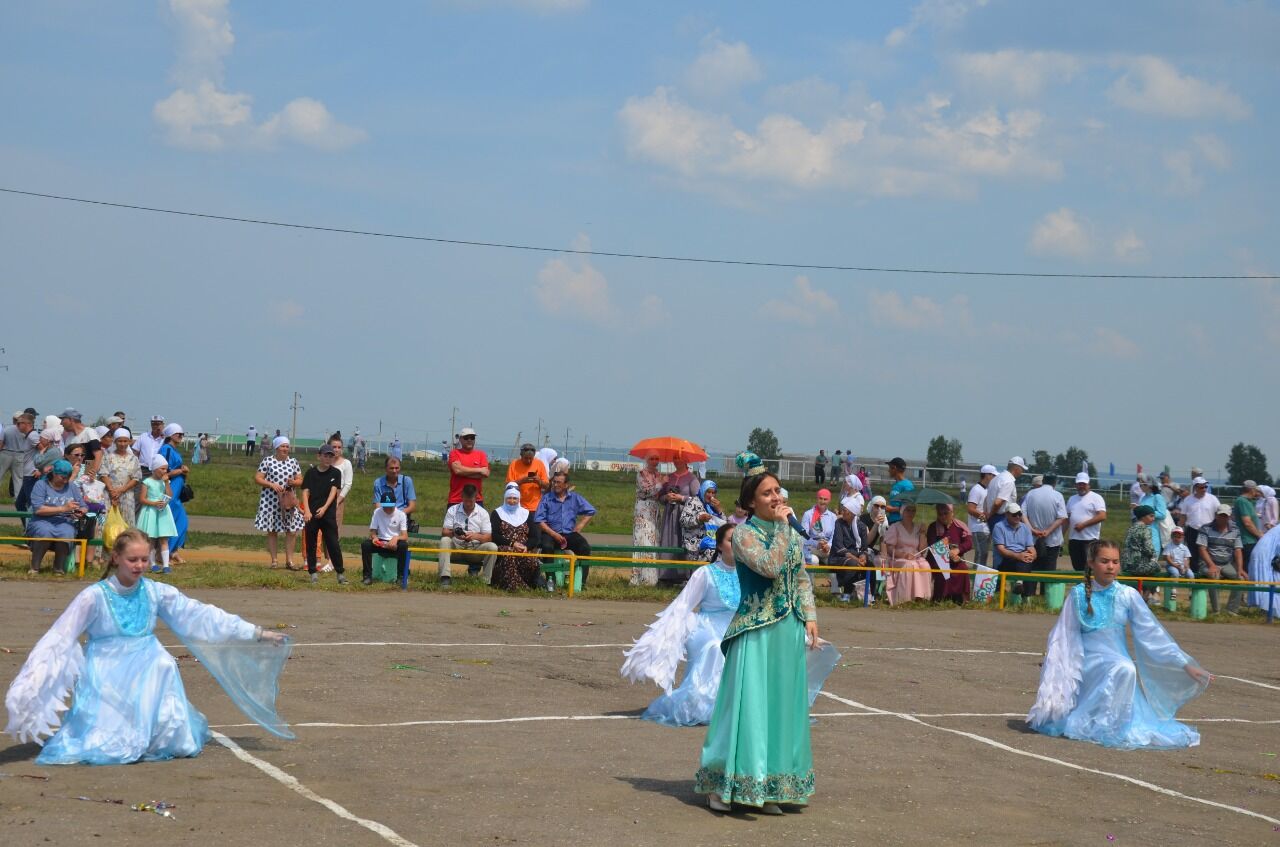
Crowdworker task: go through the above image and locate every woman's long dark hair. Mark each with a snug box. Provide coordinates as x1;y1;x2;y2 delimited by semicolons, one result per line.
709;522;734;564
737;470;780;518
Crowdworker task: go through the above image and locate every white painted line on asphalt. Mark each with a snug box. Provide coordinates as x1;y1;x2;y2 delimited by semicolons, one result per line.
211;711;1279;730
837;645;1042;656
211;731;422;847
1216;675;1280;692
818;691;1280;827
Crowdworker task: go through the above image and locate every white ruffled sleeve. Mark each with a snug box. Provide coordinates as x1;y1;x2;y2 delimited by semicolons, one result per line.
1026;586;1084;728
4;587;98;745
620;566;710;693
154;583;258;643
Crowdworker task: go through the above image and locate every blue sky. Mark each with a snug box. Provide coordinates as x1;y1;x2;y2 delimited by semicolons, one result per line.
1;0;1276;477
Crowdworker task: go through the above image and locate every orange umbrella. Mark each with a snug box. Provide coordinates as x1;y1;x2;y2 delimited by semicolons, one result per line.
629;436;708;464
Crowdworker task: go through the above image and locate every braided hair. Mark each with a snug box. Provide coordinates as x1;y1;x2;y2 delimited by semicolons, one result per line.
1083;539;1121;615
100;528;150;580
709;522;734;565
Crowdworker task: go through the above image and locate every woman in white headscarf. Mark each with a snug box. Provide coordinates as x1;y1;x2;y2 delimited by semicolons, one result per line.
253;436;304;569
490;482;538;590
98;428;142;526
1258;485;1279;534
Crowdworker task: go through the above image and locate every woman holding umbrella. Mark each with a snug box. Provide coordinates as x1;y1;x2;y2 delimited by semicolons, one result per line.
630;437;709;586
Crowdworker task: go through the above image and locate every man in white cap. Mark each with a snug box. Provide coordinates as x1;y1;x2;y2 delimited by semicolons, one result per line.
1066;472;1107;571
1179;476;1219;555
967;465;996;567
982;457;1027;560
992;503;1037;597
1196;504;1244;615
447;427;490;505
1129;473;1148;511
134;415;166;474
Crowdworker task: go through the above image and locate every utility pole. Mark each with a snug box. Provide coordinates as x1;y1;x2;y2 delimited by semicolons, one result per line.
289;392;304;443
563;427;571;459
581;433;588;466
536;417;544;448
450;407;459;444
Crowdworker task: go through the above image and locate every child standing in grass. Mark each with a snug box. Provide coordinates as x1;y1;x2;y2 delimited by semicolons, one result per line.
1027;539;1213;749
136;457;177;573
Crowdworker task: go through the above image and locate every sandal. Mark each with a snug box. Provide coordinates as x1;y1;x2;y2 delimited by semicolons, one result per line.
284;561;301;571
269;559;280;569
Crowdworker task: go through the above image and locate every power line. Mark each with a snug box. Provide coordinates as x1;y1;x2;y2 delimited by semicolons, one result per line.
1;186;1274;280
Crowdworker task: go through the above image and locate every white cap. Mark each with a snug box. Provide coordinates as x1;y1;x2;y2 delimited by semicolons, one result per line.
979;464;997;475
458;426;477;437
1192;476;1207;486
1009;456;1028;470
1215;504;1232;516
1005;502;1023;515
1075;472;1091;484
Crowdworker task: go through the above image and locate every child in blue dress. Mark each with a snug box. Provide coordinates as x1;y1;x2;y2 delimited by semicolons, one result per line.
136;456;178;573
5;529;292;765
1027;539;1214;749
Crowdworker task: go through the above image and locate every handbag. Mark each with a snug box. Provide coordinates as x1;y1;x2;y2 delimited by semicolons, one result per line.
179;481;194;503
278;487;297;512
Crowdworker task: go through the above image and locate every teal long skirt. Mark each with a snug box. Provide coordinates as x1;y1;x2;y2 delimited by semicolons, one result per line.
694;613;814;806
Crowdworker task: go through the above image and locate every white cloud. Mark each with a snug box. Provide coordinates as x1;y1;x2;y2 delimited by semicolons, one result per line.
533;235;668;328
1192;134;1231;170
947;50;1083;98
1112;230;1145;261
155;0;366;152
867;290;972;331
618;87;865;188
619;85;1059;195
1107;56;1250;120
685;37;762;99
759;276;839;325
1163;134;1231;195
1093;327;1138;359
1028;208;1093;260
885;0;989;47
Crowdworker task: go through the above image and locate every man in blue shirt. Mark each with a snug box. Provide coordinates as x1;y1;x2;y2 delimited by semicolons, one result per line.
993;503;1037;595
534;471;597;586
372;457;418;577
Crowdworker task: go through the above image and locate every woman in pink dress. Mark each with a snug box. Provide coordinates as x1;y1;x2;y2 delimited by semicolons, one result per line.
883;501;932;604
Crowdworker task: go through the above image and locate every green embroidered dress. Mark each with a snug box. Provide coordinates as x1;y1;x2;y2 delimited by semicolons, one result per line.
695;516;818;807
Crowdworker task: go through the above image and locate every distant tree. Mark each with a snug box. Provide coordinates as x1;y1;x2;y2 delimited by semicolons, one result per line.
925;435;963;481
746;428;780;465
1225;443;1270;486
1053;446;1097;479
1029;450;1054;475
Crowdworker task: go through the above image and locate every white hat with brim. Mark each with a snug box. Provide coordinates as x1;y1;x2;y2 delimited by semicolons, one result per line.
1075;472;1091;484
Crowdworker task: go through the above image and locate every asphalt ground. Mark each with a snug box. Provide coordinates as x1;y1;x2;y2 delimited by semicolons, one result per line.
2;584;1277;846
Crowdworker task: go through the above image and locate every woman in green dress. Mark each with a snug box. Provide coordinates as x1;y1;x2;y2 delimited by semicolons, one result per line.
695;452;819;814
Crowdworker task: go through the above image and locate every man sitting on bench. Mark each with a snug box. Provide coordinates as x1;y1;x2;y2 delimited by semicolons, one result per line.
361;490;409;585
534;471;596;587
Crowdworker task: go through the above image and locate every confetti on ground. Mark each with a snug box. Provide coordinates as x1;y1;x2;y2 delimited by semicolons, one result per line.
75;796;124;805
498;610;511;617
131;800;177;819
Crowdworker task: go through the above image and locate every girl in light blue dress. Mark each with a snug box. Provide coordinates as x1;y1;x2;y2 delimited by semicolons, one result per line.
4;529;292;765
1028;539;1214;749
136;457;178;573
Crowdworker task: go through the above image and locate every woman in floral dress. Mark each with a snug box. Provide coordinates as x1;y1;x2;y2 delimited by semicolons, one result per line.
253;436;304;569
491;482;540;590
631;454;665;586
97;429;142;527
